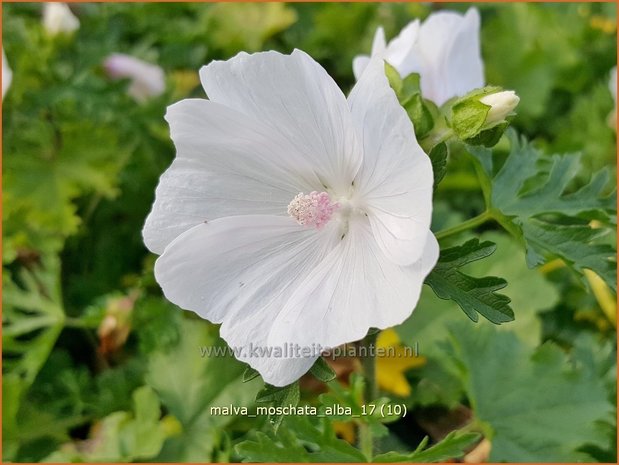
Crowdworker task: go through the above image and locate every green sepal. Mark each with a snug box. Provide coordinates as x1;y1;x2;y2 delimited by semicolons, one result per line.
428;142;448;190
450;98;491;140
242;366;260;383
384;61;402;96
309;357;337;383
465;120;510;147
403;92;434;139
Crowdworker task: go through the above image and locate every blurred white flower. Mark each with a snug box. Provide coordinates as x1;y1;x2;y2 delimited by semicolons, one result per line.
480;90;520;127
103;54;165;103
353;8;484;106
43;3;80;36
143;50;438;386
2;49;11;97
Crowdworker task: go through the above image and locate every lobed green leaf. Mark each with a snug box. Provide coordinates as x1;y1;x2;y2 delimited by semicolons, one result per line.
425;239;514;324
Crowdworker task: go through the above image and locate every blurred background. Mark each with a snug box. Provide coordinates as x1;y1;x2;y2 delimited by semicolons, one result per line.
2;2;617;463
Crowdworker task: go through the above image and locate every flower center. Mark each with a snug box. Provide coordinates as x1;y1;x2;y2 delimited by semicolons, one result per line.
287;191;339;229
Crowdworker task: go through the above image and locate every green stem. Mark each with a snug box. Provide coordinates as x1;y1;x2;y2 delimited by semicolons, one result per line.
435;210;493;241
358;331;379;460
361;331;379;402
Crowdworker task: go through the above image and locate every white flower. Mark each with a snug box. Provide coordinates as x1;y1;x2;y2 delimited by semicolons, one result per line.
480;90;520;127
2;49;11;98
353;8;484;106
143;50;438;387
103;54;165;103
43;3;80;36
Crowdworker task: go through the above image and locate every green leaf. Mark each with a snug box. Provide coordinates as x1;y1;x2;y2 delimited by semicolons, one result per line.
318;372;365;418
400;232;560;407
116;386;167;461
207;3;297;53
42;386;167;462
146;319;261;461
522;218;616;289
469;130;617;290
256;382;300;432
2;256;66;460
425;239;514;324
490;139;615;218
235;416;366;463
309;357;337;383
318;373;397;438
235;430;309;462
373;431;481;463
428;142;448;190
441;322;613;461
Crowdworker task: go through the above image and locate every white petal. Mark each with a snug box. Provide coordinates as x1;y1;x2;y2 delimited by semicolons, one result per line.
220;311;318;387
384;20;421;76
352;55;370;80
143;98;322;254
2;49;11;97
416;8;484;105
348;57;434;265
268;218;439;350
365;207;431;266
199;50;361;194
155;214;339;322
143;160;294;255
371;26;387;55
154;215;341;383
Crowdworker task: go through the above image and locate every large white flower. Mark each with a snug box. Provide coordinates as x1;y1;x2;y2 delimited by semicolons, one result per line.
353;8;484;106
43;3;80;36
143;50;438;386
2;49;11;98
103;54;165;103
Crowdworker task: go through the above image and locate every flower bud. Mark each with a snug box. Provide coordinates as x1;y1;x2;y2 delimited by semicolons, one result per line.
2;49;11;97
480;90;520;127
97;292;138;355
447;87;519;147
43;3;80;37
103;54;165;103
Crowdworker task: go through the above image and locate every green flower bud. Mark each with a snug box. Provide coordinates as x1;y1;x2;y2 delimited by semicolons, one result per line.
447;87;519;147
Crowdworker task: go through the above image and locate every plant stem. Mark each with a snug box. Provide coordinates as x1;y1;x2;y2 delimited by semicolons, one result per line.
435;210;493;241
361;331;379;402
358;330;379;460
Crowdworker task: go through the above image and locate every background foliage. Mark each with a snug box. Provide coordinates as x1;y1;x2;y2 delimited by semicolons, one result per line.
3;2;617;463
